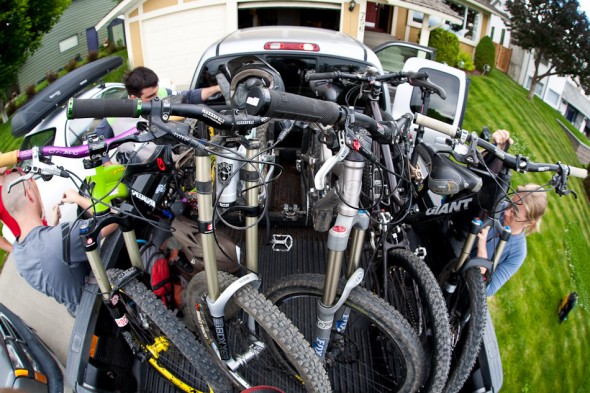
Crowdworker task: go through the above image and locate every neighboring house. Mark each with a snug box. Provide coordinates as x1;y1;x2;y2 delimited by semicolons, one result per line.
95;0;507;90
365;0;508;56
509;49;590;136
17;0;121;89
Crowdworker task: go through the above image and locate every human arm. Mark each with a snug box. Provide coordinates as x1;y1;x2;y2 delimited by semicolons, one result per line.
486;238;527;296
62;188;92;212
181;85;221;104
0;236;12;253
476;226;490;259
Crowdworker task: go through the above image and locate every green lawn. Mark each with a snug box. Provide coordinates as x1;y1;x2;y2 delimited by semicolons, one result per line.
462;70;590;392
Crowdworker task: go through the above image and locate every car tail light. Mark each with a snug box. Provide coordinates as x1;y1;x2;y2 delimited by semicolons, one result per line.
264;42;320;51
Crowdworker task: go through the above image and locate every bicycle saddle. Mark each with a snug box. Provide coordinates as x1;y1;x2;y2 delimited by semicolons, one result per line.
427;153;482;195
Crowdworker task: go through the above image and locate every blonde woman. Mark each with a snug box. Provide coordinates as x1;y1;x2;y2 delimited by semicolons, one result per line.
477;184;548;296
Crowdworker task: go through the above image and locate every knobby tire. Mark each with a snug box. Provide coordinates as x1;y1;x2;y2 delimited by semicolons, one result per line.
265;273;426;393
375;248;452;393
438;264;487;393
185;271;331;393
106;268;231;393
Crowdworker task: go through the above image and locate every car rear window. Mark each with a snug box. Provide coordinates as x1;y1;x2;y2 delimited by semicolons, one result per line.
195;54;378;107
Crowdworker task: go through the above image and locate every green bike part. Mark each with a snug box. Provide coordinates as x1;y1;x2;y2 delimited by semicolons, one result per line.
86;164;128;213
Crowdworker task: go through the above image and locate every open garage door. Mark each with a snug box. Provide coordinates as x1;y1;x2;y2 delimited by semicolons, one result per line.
238;2;341;31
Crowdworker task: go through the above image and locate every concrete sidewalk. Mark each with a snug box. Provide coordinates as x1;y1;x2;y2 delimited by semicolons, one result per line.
0;253;74;386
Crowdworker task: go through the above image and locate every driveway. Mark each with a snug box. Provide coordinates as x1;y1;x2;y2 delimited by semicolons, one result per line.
0;253;74;390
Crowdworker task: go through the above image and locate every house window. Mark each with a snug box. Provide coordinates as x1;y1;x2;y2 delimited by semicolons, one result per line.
490;26;495;40
444;1;481;41
500;29;506;45
59;35;78;52
411;11;442;27
546;89;560;107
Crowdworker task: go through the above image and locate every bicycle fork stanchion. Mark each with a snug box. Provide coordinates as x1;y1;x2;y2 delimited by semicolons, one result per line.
80;217;147;357
243;138;262;273
491;225;511;273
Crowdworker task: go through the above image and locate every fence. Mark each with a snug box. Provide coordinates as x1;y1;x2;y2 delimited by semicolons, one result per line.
494;43;512;73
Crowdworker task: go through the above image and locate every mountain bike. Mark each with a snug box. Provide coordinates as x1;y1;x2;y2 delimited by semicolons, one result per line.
409;113;587;393
65;95;332;392
0;128;232;393
244;85;430;393
300;67;453;393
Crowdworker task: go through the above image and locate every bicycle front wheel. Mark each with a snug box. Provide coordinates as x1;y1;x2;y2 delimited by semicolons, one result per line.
185;271;331;393
266;273;426;393
372;248;452;393
438;263;487;393
106;269;231;393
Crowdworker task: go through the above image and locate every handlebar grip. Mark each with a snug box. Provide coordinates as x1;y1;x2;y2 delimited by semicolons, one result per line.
67;98;142;119
306;72;340;81
568;166;588;179
246;87;343;124
408;71;429;79
0;151;19;167
414;113;457;137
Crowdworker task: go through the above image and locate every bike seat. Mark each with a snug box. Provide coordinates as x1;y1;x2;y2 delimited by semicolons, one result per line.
427;153;482;195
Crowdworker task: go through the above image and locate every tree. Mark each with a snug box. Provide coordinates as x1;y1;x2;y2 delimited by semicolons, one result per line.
0;0;71;122
506;0;590;101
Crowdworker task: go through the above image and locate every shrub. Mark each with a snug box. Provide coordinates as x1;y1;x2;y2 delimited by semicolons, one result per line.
474;36;496;73
428;28;460;66
456;52;475;72
6;100;16;117
25;84;36;99
106;41;117;55
87;50;99;63
64;58;78;72
45;70;58;83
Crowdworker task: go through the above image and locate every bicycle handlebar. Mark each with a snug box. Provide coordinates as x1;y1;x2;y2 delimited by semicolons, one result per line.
0;127;141;168
245;86;405;144
414;113;588;179
67;98;270;130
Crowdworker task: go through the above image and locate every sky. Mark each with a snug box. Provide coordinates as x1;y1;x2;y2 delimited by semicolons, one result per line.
580;0;590;18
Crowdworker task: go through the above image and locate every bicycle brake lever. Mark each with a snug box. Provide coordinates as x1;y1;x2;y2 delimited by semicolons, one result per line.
6;171;35;193
314;129;350;190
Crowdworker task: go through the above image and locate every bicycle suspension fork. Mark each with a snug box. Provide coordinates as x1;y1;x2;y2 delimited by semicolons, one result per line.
313;151;369;359
194;144;261;364
80;210;149;355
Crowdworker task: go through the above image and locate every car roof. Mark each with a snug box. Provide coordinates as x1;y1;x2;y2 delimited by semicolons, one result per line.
192;26;383;90
211;26;375;62
22;82;125;141
11;56;123;138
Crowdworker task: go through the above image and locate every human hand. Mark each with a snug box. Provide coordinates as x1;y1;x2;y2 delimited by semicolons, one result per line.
491;129;513;149
62;188;81;204
477;226;490;246
49;203;61;226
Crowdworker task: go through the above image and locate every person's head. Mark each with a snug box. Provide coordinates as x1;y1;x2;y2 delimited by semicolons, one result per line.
505;184;548;235
123;66;159;102
1;170;43;222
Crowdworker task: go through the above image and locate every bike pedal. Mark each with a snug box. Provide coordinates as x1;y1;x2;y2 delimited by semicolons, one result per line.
270;234;293;252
